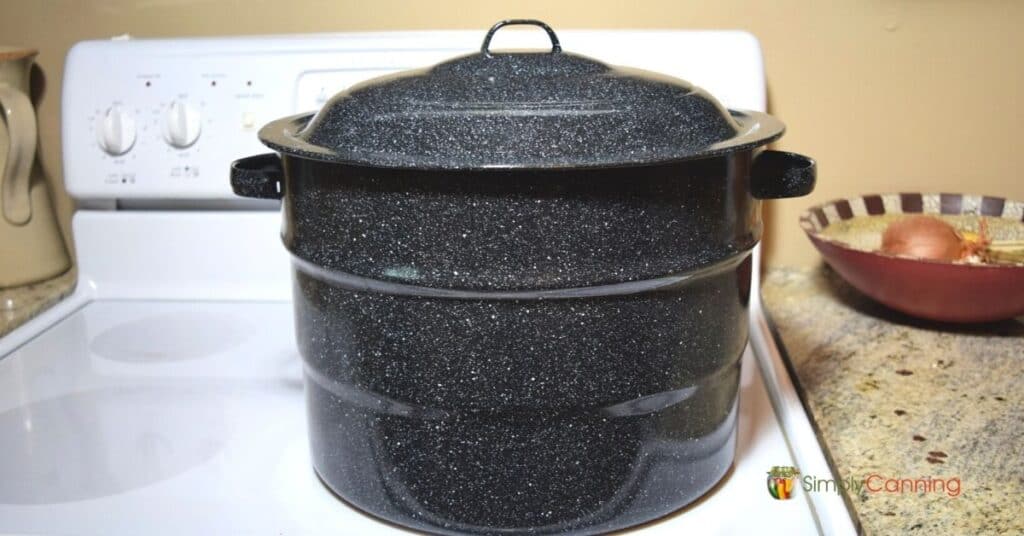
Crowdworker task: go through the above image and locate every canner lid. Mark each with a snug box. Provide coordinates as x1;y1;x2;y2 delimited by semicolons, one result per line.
259;19;785;170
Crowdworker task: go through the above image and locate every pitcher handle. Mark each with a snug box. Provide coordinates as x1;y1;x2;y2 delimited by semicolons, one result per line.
0;84;36;225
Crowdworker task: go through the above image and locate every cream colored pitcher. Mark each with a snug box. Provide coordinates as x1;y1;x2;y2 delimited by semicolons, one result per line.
0;47;70;288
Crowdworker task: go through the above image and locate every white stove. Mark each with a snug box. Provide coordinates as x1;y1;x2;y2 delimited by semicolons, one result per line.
0;30;855;535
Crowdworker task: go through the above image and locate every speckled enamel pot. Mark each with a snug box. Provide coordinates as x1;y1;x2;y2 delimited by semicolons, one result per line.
232;20;816;535
802;193;1024;323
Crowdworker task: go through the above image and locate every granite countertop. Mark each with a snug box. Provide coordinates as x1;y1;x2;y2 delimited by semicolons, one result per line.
762;266;1023;535
0;270;76;339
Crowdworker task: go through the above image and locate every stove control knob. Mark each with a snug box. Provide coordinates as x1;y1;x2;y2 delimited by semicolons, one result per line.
96;106;136;156
162;100;201;149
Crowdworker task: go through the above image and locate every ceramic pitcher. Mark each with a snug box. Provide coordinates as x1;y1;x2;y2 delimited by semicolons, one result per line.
0;47;70;288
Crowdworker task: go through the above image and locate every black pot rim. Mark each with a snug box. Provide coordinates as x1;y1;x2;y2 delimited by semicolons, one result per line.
258;108;785;171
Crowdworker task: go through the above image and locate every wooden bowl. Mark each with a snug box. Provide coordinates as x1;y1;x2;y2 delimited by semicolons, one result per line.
801;193;1024;323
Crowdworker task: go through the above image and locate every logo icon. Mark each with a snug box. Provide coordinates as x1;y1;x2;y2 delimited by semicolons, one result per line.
767;466;800;500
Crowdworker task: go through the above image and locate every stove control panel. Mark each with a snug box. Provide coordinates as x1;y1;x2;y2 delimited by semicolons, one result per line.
63;32;764;203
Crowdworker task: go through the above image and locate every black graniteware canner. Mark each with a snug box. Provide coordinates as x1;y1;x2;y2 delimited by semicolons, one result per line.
231;20;815;535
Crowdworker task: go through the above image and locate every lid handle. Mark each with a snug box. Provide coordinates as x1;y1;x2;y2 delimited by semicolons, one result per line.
481;19;562;57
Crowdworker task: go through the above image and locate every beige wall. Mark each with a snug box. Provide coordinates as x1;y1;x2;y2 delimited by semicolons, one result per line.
3;0;1023;267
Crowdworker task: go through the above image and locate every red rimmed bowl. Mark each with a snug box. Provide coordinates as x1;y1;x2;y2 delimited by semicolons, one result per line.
801;193;1024;323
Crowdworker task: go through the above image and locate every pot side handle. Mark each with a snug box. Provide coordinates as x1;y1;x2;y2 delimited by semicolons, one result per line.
231;153;283;200
750;150;816;199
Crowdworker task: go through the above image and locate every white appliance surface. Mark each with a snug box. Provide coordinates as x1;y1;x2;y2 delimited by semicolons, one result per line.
0;29;856;535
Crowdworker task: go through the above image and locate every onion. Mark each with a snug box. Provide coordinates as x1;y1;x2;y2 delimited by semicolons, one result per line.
881;215;964;261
